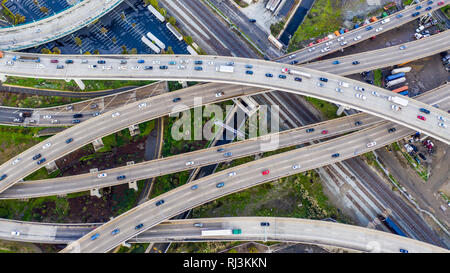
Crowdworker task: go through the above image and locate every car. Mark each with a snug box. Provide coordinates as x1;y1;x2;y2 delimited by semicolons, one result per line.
97;173;107;178
43;115;51;119
438;116;446;122
120;60;127;64
355;121;362;126
5;61;14;66
37;158;46;165
11;230;20;236
102;65;112;70
438;122;447;128
381;18;390;24
185;161;194;166
418;153;427;161
173;97;181;102
155;199;165;206
416;5;422;10
215;92;224;97
65;59;74;64
317;82;325;87
32;154;42;160
144;66;153;70
111;229;120;236
427;0;433;4
354;86;365;92
322;130;328;134
226;61;234;66
438;1;444;5
65;138;73;144
419;108;430;114
153;60;161;64
412;12;420;17
262;169;270;175
332;60;340;64
260;222;270;227
325;41;332;46
194;60;203;65
292;164;300;170
216;182;225;188
331;153;340;158
56;65;64;69
73;113;83;118
388;127;396;133
193;223;203;227
366;26;373;30
319;77;328;82
306;128;315;133
194;66;203;71
42;142;52;149
228;171;236;176
159;65;168;69
137;59;145;63
90;233;100;240
396;14;403;18
97;60;106;64
130;66;140;70
352;61;360;65
355;93;366;100
246;70;253;75
265;73;273;77
217;148;225;152
279;75;286;79
417;115;426;121
392;105;401;111
399;249;409;253
308;47;315;52
191;185;198;190
88;64;97;69
50;59;58;63
340;41;347;46
375;27;383;32
366;141;376;148
290;60;299;65
399;45;406;50
288;54;296;60
245;64;253;69
294;77;302;82
425;6;432;10
0;174;7;181
138;103;147;109
371;91;379;96
92;112;100;117
135;223;144;230
117;175;126;180
335;88;343;93
224;152;232;157
111;112;120;118
354;35;362;41
13;118;23;123
11;158;21;165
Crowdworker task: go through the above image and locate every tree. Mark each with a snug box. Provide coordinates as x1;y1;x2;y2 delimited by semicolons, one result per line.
40;7;49;14
40;48;51;54
83;51;91;55
74;37;82;47
168;16;176;26
129;48;138;54
184;36;193;45
121;45;128;54
166;46;174;54
52;47;61;54
93;49;100;55
100;27;108;34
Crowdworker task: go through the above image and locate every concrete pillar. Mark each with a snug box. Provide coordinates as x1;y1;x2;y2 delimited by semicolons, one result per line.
128;124;140;136
122;242;131;248
90;188;101;198
0;74;6;82
44;161;59;173
74;79;85;90
128;180;138;191
336;105;345;116
92;138;104;151
179;81;188;88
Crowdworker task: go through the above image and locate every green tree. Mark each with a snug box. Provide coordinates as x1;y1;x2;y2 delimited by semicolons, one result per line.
40;48;51;54
52;47;61;54
74;37;82;47
129;48;138;54
40;7;49;14
166;46;174;54
93;49;100;55
121;45;128;54
184;36;193;45
168;16;176;26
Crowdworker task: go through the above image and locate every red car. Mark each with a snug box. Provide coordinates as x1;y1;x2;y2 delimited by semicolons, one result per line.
321;130;329;134
262;170;270;176
438;1;444;5
50;59;58;63
417;115;426;121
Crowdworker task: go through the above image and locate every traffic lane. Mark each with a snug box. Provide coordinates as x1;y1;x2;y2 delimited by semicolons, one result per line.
64;123;413;252
0;114;385;199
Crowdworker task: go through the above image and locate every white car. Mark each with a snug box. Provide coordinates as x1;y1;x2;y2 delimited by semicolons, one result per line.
82;59;88;64
335;88;344;93
325;41;332;46
185;161;194;166
354;86;365;92
340;41;347;46
177;65;186;70
130;66;139;70
437;116;446;122
215;92;224;97
438;122;447;128
288;54;296;59
11;158;21;165
51;119;59;124
97;173;107;178
37;64;45;69
88;65;97;69
6;61;14;66
354;35;362;41
371;91;379;96
207;61;214;65
102;65;112;70
355;93;366;100
111;112;120;118
308;47;315;52
118;65;127;70
337;36;345;41
391;104;401;111
152;60;160;64
228;171;236;176
381;18;390;24
138;103;147;109
11;231;20;236
43;115;51;119
366;141;377;148
292;164;300;170
375;27;383;32
42;142;52;149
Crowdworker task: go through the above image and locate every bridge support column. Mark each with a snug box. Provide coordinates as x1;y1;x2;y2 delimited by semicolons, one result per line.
44;161;59;173
122;242;131;248
336;105;350;116
128;181;138;191
128;124;140;136
0;74;6;82
90;188;102;198
179;81;188;88
74;79;85;90
92;138;104;151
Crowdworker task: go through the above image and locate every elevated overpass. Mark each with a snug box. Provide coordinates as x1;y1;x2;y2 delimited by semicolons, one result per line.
0;217;446;253
2;83;448;199
0;0;124;51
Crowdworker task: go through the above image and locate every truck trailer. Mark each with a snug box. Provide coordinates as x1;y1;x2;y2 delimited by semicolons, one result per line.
216;65;234;73
388;96;409;107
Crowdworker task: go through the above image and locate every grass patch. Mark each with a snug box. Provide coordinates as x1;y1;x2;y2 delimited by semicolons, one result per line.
139;120;156;137
373;69;382;87
270;20;286;37
0;93;83;108
304;97;342;120
0;125;47;164
24;169;61;181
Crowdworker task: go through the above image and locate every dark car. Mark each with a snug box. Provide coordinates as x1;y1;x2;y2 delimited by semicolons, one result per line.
355;121;362;126
399;249;408;253
416;5;422;9
224;152;232;157
37;158;46;165
155;199;165;206
278;74;286;79
32;154;42;160
97;60;106;64
306;128;315;133
248;19;256;23
72;119;80;124
0;174;7;181
50;59;58;63
352;61;360;65
135;223;144;230
216;182;225;188
412;12;420;17
56;65;64;69
173;97;181;102
245;64;253;69
419;108;430;114
396;14;403;18
144;66;153;70
217;148;225;152
425;6;432;10
427;0;433;4
194;60;203;65
246;70;253;75
388;127;397;133
366;80;374;84
319;77;328;82
194;66;203;71
111;229;120;236
331;153;340;158
137;59;145;63
332;60;340;64
160;65;168;69
191;185;198;190
65;138;73;144
260;222;270;227
90;233;100;240
265;73;273;77
117;175;126;180
73;113;83;118
290;60;298;65
294;77;302;82
366;26;373;30
418;153;427;160
120;60;127;64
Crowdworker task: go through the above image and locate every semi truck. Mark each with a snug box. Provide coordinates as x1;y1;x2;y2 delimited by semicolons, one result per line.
388;96;409;107
391;66;412;74
281;68;311;78
378;215;407;237
201;229;241;236
386;77;406;87
386;72;405;81
216;65;234;73
12;56;40;63
392;85;408;93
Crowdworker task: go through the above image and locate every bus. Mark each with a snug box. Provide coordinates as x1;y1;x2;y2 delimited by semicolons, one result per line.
392;85;408;93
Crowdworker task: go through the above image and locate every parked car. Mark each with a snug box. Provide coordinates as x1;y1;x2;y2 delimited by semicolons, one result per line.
388;127;397;133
